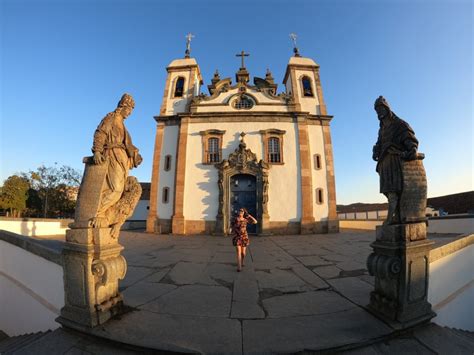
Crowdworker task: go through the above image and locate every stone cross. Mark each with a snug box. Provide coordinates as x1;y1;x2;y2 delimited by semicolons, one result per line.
289;33;297;47
236;50;249;68
185;33;194;58
289;33;301;57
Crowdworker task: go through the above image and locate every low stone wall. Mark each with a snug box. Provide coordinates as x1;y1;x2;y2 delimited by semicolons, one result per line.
0;217;72;236
0;230;64;336
339;219;383;230
429;234;474;331
341;216;474;235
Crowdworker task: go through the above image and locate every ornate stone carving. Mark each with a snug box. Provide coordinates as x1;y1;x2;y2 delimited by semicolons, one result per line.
215;133;270;235
58;94;142;329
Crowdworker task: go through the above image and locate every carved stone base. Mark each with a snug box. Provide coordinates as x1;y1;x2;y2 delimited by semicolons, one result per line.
57;227;127;328
327;219;340;233
367;223;435;328
300;217;316;234
171;215;186;234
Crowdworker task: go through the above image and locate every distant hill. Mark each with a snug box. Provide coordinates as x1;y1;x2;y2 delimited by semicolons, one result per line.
337;191;474;215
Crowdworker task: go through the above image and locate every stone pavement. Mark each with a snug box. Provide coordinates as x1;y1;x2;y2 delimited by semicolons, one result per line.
2;229;473;354
87;230;390;353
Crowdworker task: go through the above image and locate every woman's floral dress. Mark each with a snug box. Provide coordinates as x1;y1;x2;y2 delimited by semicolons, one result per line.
231;216;253;247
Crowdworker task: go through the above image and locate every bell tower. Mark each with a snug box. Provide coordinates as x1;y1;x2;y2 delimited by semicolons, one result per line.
283;34;327;115
159;34;203;116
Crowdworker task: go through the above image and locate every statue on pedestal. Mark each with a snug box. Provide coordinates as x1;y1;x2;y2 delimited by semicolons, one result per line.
367;96;434;328
58;94;142;329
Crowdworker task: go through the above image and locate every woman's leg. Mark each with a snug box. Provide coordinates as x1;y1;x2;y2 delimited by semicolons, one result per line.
236;246;242;271
241;247;246;266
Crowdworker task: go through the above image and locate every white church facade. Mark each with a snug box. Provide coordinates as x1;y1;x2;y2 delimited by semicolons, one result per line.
146;47;338;235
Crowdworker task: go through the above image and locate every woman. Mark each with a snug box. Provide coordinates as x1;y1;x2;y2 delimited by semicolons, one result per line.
231;208;257;272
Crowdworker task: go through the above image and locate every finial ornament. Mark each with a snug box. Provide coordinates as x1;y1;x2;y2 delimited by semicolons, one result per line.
236;50;250;68
185;33;195;58
240;132;246;141
289;33;301;57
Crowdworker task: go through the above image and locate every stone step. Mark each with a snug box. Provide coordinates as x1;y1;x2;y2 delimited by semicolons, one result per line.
0;331;50;354
413;323;474;354
444;327;474;342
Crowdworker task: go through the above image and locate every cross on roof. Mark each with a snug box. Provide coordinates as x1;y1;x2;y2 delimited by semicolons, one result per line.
236;50;249;68
289;33;297;47
289;33;301;57
185;33;194;58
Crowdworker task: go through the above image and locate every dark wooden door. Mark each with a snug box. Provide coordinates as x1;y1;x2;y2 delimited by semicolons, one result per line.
230;174;257;234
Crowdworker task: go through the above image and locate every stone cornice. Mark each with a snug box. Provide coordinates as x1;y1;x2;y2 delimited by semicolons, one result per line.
154;113;333;124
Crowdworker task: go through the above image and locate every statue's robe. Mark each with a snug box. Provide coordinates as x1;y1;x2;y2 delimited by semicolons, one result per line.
92;111;139;217
373;114;418;194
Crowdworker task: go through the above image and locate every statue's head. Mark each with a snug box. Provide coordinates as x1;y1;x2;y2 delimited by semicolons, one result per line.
374;96;391;121
117;93;135;118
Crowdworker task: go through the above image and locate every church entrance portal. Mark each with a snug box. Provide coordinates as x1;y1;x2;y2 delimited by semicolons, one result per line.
230;174;257;234
215;134;270;235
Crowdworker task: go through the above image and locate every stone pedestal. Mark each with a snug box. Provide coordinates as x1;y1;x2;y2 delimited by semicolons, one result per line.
57;158;128;329
367;222;435;328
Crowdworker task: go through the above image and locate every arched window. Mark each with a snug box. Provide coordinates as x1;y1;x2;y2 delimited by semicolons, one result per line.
208;137;220;163
268;137;281;163
162;187;170;204
164;155;172;171
174;77;185;97
200;129;225;164
314;154;322;170
302;76;314;97
316;188;324;204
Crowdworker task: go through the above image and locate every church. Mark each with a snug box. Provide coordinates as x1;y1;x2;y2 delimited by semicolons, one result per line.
146;39;338;235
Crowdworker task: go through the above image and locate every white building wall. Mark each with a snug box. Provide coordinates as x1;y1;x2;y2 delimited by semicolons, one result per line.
184;121;302;222
294;69;320;115
308;125;329;221
157;125;179;219
129;200;149;220
0;219;69;236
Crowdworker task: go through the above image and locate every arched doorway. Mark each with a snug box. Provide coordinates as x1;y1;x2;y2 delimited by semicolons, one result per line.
215;134;270;235
230;174;257;234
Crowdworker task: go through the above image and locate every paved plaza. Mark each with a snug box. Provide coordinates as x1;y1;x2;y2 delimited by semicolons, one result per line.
58;229;465;354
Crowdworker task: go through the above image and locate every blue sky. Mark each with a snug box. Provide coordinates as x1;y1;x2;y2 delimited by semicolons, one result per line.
1;0;472;204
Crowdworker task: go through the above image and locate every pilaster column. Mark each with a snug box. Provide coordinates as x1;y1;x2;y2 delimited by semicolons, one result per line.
322;123;339;232
297;118;315;234
146;123;165;233
171;117;189;234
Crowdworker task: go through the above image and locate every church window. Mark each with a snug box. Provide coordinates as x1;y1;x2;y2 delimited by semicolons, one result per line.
314;154;322;170
200;129;226;165
268;137;281;163
316;188;324;204
162;187;170;204
301;76;314;97
164;155;172;171
174;77;185;97
208;137;220;163
233;95;254;109
260;129;285;164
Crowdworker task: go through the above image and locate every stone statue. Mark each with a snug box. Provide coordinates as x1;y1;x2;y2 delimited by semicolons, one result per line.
90;93;143;237
59;93;143;329
367;96;433;327
372;96;420;225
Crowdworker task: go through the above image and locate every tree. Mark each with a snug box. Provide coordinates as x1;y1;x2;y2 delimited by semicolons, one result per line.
27;164;81;217
0;175;31;217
